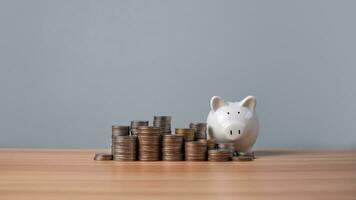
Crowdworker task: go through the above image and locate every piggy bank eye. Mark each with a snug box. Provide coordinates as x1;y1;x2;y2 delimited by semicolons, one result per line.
238;112;240;114
227;112;230;115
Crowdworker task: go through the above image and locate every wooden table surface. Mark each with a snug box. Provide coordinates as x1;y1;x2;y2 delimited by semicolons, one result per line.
0;149;355;200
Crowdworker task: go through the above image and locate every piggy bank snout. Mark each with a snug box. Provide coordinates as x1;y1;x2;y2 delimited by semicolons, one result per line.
223;122;244;141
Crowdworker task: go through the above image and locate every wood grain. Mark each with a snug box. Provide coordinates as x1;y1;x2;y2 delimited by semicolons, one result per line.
0;149;355;200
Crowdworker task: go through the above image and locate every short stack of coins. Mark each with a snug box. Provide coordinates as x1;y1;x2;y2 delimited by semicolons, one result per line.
130;120;149;136
162;135;184;161
94;153;113;161
175;128;195;142
208;149;231;161
112;135;137;161
232;152;255;161
137;126;161;161
153;116;172;135
185;141;207;161
189;122;207;140
217;143;235;158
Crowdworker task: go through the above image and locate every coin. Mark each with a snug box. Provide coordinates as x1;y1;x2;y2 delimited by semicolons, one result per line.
112;126;130;137
207;138;217;150
131;120;149;126
162;135;184;161
112;126;130;130
153;116;172;135
189;122;207;140
232;151;255;161
217;143;235;157
184;141;207;161
94;153;113;161
175;128;195;142
208;149;231;162
232;155;254;161
130;121;149;136
153;116;172;121
137;126;162;161
239;152;255;159
112;135;137;161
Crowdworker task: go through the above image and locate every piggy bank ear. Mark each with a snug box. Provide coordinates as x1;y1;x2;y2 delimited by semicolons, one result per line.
240;96;256;111
210;96;225;112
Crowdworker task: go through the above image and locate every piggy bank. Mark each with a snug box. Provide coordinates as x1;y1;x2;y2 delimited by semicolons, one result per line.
207;96;259;153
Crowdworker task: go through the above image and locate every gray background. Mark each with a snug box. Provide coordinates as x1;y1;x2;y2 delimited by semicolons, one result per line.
0;0;355;148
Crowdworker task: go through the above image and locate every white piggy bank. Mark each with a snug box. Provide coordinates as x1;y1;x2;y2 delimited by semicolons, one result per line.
207;96;259;153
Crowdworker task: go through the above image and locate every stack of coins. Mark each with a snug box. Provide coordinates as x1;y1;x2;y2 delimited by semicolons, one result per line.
175;128;195;142
162;135;184;161
112;126;130;138
185;141;207;161
130;121;149;135
112;126;130;155
189;122;207;140
94;153;113;161
244;152;256;159
207;138;217;150
217;143;235;157
208;149;231;161
137;126;161;161
232;152;255;161
153;116;172;135
112;135;137;161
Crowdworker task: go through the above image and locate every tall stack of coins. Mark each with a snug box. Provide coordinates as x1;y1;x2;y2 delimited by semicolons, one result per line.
112;126;130;155
112;126;130;138
137;126;161;161
153;116;172;135
189;122;207;140
130;120;149;136
208;149;231;161
217;143;235;157
162;135;184;161
175;128;195;142
112;135;137;161
185;141;207;161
